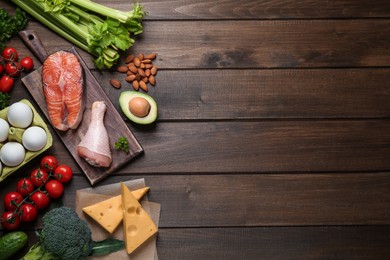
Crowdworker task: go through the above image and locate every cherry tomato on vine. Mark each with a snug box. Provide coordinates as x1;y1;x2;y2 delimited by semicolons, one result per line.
3;191;23;211
1;211;21;230
2;47;19;61
5;62;21;77
16;178;35;197
53;164;73;183
0;75;14;93
40;155;58;173
19;203;38;222
20;56;34;71
30;191;50;210
29;168;49;187
45;179;64;199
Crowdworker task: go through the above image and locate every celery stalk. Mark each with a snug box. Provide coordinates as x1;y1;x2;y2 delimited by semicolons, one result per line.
11;0;145;69
11;0;89;52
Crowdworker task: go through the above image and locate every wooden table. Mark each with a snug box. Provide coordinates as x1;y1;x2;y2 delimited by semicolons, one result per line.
1;1;390;259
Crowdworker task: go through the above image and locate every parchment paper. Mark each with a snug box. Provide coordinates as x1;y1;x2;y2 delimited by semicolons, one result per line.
75;179;160;260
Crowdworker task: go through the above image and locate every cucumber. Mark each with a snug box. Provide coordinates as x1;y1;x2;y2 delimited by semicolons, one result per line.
0;231;28;260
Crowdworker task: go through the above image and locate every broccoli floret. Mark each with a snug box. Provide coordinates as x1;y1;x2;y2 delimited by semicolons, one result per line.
22;207;93;260
40;207;94;260
22;207;125;260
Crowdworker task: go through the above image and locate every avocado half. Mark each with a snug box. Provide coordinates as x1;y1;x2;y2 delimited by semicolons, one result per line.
119;91;158;124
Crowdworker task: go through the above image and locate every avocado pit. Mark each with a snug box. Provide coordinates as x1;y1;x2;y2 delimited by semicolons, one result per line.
129;97;150;118
119;91;158;124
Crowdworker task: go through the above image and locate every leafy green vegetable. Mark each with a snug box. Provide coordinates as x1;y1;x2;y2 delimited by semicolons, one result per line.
22;207;125;260
115;136;129;154
91;239;125;256
0;8;28;51
11;0;146;69
0;93;11;110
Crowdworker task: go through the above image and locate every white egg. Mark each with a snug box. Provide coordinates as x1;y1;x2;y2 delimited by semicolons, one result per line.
0;142;25;167
7;102;33;128
0;118;9;142
22;126;48;151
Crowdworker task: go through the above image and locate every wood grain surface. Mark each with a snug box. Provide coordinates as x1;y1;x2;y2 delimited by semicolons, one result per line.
1;0;390;259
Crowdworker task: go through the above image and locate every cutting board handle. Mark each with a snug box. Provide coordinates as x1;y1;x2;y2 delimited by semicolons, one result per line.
18;30;48;64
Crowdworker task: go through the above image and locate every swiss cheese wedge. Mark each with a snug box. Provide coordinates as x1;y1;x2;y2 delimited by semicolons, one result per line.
82;187;150;234
121;183;158;254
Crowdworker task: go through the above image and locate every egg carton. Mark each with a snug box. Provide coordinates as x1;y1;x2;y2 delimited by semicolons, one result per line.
0;99;53;182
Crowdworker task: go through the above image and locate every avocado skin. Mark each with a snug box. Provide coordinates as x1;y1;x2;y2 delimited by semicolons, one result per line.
119;91;158;124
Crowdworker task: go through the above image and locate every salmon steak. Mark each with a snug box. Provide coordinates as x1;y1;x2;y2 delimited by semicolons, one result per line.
42;51;84;131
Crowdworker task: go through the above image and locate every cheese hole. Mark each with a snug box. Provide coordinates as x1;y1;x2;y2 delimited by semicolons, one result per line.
136;206;142;215
127;225;138;236
127;206;136;215
100;212;104;216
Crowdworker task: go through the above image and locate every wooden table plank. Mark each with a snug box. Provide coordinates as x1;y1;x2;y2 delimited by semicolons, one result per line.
92;68;390;119
139;0;390;20
156;226;390;259
1;173;390;228
4;1;390;20
110;120;390;174
11;19;390;69
28;120;390;174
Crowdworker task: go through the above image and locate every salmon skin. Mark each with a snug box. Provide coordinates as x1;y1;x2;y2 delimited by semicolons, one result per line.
42;50;84;131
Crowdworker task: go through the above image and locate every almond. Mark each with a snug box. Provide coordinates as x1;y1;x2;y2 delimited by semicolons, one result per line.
110;79;121;89
145;53;157;60
138;68;146;77
139;80;148;91
134;57;141;67
117;66;128;73
125;74;136;82
127;70;134;76
138;53;144;60
151;65;157;76
149;75;156;86
144;64;153;69
125;54;135;63
132;80;139;90
135;73;141;81
140;63;145;69
129;64;138;74
142;77;149;83
141;59;152;64
145;69;151;77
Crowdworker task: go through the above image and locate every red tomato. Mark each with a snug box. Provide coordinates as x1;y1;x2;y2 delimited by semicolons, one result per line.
40;155;58;173
0;75;14;93
45;180;64;199
5;62;21;77
30;168;49;187
3;191;23;211
19;203;38;222
0;64;3;74
16;178;35;197
53;164;73;183
20;56;34;71
30;191;50;210
2;47;19;61
1;211;21;230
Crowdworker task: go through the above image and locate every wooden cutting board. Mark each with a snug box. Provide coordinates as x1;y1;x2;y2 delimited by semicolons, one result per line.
19;30;143;186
